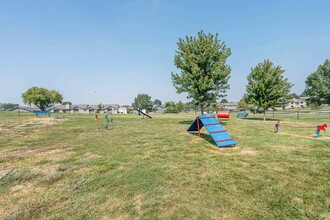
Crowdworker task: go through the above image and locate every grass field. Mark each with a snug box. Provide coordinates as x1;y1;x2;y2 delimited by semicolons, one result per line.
0;111;329;219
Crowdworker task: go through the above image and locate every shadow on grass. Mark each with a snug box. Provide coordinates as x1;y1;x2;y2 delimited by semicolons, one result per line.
188;132;235;148
189;132;216;145
179;120;194;125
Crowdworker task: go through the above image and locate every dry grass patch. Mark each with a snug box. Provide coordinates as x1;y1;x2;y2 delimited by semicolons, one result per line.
210;147;258;156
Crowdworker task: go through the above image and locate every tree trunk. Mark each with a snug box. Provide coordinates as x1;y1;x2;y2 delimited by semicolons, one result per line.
263;112;266;121
200;106;204;115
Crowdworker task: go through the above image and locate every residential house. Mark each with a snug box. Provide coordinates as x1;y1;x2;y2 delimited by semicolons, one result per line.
8;106;40;112
70;104;90;114
49;104;71;113
286;99;307;109
118;106;127;114
220;102;238;111
154;105;164;114
103;104;119;114
88;105;99;113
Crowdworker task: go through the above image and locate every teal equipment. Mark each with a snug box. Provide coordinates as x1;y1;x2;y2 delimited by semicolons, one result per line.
102;113;113;129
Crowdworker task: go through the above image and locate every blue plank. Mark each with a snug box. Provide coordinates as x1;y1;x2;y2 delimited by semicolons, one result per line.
186;114;236;147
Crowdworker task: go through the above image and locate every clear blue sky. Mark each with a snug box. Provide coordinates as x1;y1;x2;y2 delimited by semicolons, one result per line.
1;0;329;105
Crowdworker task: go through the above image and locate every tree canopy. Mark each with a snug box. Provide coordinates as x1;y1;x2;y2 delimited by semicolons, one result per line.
171;31;231;114
244;60;293;120
164;101;184;113
0;103;19;111
62;101;72;105
304;59;330;105
22;87;63;111
132;94;153;112
153;99;162;106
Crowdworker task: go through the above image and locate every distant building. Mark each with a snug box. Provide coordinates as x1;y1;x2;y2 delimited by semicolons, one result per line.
286;99;307;109
8;106;39;112
118;107;127;114
70;104;90;113
49;104;70;113
103;104;119;114
221;102;238;111
155;105;164;114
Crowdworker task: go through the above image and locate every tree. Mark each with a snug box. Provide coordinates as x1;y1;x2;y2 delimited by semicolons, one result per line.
220;98;228;103
97;104;103;113
0;103;19;111
62;101;72;105
153;99;162;106
176;101;184;113
164;101;178;113
132;94;153;112
22;87;63;111
304;59;330;106
171;31;231;115
184;101;198;113
289;93;300;99
244;60;293;120
237;100;249;111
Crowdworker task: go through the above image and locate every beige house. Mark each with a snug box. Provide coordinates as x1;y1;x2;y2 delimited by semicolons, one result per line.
47;104;127;114
49;104;70;113
8;106;39;112
118;107;127;114
221;102;238;111
70;104;90;113
286;99;307;109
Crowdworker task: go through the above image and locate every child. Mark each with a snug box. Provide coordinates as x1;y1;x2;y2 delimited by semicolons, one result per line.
275;120;280;133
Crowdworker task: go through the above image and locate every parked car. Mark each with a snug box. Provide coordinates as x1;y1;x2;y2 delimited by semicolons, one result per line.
255;109;265;114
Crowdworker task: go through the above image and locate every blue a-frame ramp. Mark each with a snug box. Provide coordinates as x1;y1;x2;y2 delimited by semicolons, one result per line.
187;114;236;147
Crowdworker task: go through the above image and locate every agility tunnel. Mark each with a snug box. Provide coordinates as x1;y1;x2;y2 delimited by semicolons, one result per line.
217;111;230;119
187;114;236;147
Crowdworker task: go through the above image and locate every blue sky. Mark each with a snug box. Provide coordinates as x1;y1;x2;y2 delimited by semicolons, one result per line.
1;0;329;105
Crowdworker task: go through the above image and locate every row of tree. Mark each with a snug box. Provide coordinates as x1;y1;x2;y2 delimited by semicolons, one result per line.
170;31;330;120
0;103;19;111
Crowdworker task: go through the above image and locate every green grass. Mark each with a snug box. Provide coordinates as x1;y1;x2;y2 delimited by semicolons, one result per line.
0;111;329;219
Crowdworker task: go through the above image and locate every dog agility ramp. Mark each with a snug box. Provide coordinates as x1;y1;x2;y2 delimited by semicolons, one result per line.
187;114;236;147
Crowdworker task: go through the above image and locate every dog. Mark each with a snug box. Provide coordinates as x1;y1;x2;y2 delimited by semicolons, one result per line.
317;123;327;132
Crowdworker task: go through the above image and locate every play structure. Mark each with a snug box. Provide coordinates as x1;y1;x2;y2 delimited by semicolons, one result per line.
34;110;51;117
275;120;327;138
187;114;236;147
102;113;113;129
237;112;248;118
217;111;230;119
136;109;152;119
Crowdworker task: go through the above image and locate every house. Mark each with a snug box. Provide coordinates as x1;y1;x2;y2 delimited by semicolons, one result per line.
118;106;127;114
154;105;164;114
70;104;90;114
88;105;99;113
285;99;307;109
103;104;119;114
8;106;40;112
220;102;238;111
49;104;71;113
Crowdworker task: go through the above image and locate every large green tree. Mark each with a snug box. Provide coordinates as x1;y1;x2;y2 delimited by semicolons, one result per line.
304;59;330;106
244;60;293;120
171;31;231;114
22;87;63;111
132;94;153;112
